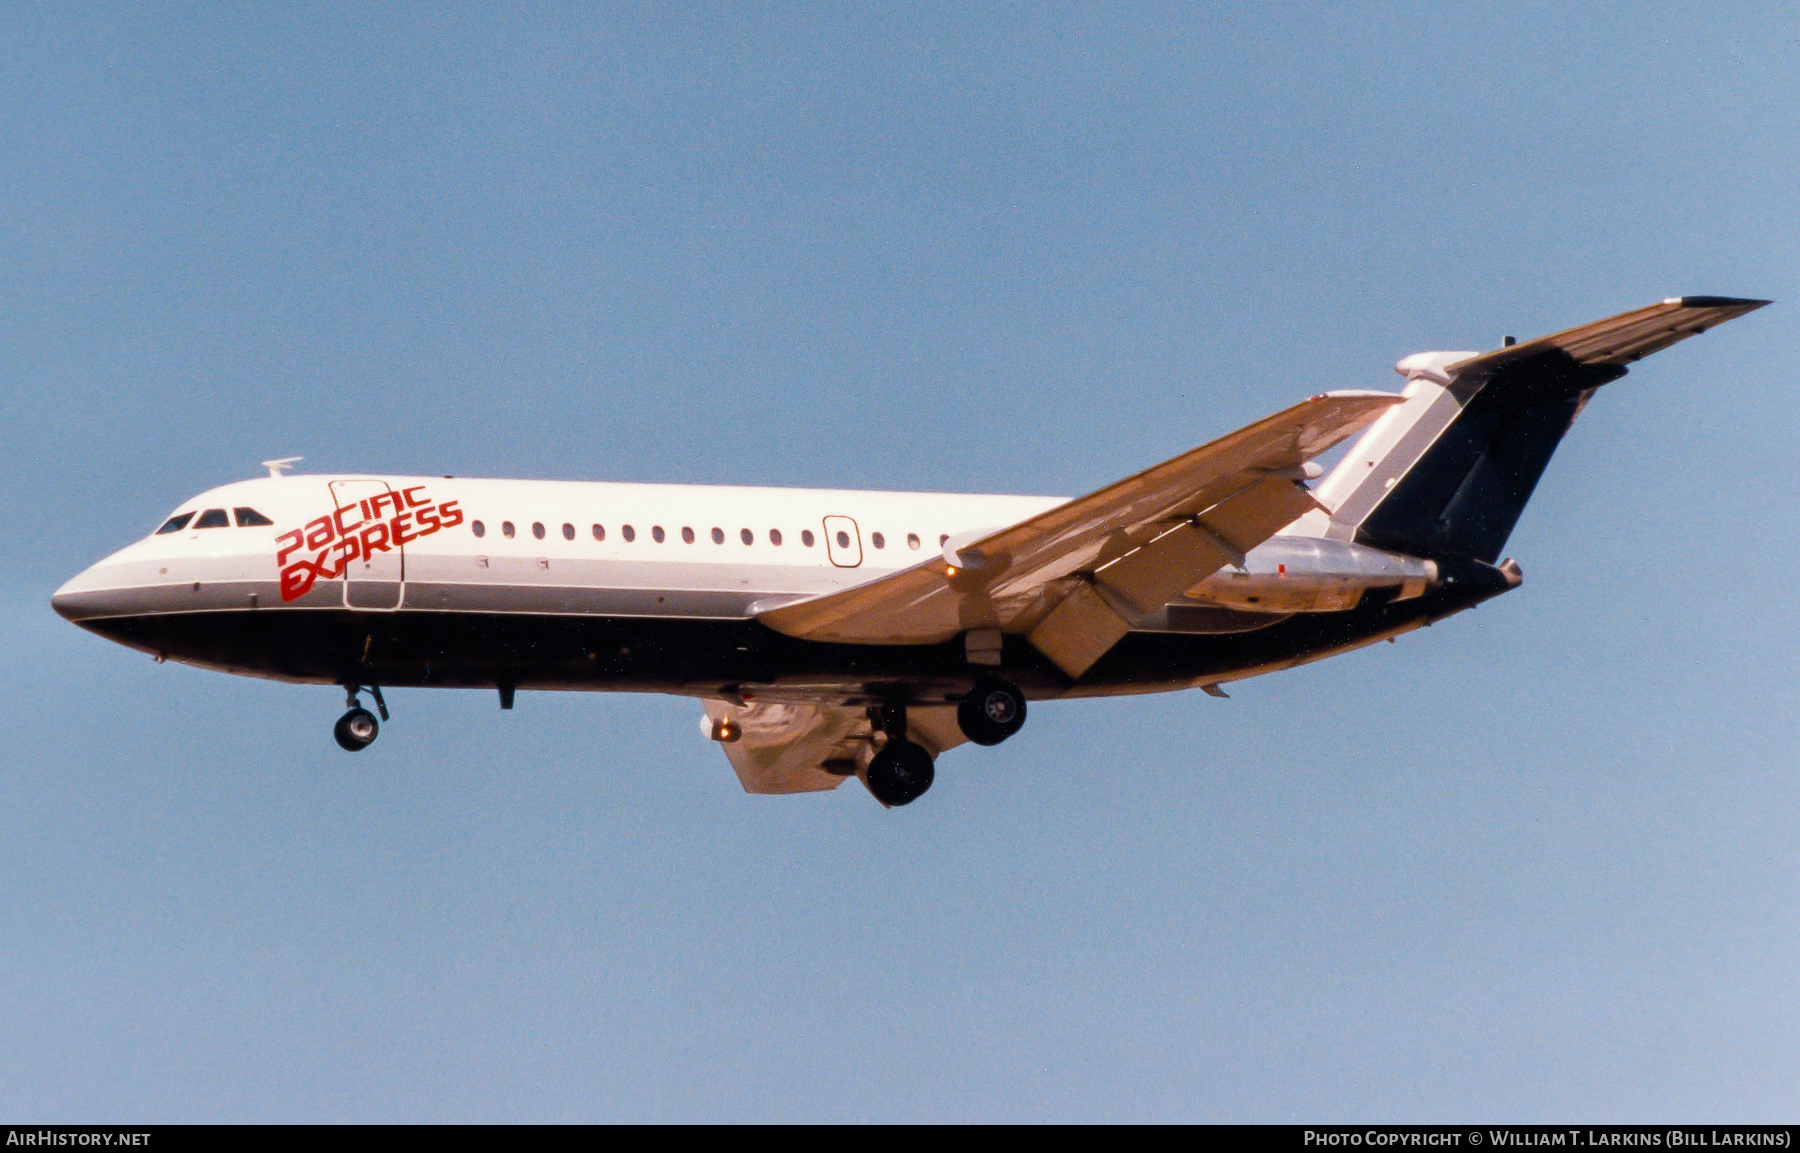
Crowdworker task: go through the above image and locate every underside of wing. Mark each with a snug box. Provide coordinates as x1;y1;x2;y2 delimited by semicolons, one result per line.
702;698;966;795
755;390;1402;677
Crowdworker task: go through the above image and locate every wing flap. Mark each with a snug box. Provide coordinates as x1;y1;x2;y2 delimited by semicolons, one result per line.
1025;472;1320;676
1025;581;1133;679
1099;479;1290;614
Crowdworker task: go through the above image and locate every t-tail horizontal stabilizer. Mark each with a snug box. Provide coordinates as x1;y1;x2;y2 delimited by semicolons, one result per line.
1314;296;1770;564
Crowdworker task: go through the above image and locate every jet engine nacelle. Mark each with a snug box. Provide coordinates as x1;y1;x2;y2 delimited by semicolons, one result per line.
1185;537;1436;614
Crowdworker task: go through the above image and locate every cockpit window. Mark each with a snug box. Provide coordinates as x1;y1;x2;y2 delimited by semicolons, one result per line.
193;509;230;529
233;507;274;527
156;512;195;535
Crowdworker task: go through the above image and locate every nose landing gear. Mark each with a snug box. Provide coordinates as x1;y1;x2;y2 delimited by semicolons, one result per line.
335;708;379;751
334;685;388;752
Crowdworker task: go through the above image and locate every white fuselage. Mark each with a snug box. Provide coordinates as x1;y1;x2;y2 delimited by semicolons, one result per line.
57;474;1068;621
52;470;1451;710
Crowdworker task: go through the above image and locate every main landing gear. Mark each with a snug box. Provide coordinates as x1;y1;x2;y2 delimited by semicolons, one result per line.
864;680;1028;807
334;685;388;752
957;678;1026;746
865;703;935;808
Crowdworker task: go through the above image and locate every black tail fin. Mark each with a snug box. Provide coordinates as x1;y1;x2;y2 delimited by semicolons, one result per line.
1315;296;1769;564
1354;350;1623;562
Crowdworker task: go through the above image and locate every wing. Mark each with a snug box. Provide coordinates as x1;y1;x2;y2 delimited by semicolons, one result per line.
757;390;1403;678
702;698;967;795
1447;296;1770;377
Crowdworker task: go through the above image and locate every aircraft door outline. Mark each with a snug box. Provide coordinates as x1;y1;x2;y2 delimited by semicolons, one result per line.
822;515;862;568
328;479;405;610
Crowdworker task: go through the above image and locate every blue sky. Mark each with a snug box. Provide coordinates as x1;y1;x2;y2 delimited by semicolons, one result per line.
3;3;1796;1120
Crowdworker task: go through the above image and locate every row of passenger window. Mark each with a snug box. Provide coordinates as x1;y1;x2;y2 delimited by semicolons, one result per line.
152;505;954;551
157;507;274;533
467;519;948;552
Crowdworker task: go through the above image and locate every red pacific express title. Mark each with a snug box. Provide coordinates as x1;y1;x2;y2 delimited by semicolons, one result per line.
276;486;462;601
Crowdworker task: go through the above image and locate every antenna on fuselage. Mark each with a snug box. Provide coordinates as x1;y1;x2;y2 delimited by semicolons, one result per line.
262;456;303;478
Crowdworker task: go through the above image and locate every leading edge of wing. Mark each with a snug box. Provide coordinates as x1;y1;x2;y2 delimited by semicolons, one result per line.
756;390;1402;646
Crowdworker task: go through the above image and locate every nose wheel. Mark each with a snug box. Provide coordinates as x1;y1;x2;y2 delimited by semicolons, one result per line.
335;708;379;751
334;685;387;752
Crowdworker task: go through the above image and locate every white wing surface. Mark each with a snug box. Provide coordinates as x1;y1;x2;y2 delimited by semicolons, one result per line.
756;391;1403;677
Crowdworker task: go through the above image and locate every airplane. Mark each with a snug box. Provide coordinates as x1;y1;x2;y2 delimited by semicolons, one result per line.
53;297;1768;807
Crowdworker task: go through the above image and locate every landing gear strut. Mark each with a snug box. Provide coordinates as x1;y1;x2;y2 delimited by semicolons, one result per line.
957;678;1026;746
865;702;935;807
334;685;387;752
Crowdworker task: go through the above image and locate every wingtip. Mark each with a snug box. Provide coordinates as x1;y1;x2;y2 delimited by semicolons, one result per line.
1666;295;1773;310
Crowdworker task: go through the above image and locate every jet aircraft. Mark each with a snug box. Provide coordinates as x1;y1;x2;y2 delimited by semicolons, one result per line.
54;297;1768;806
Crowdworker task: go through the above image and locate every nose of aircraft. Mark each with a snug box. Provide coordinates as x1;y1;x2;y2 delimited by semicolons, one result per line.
52;551;167;625
52;562;110;623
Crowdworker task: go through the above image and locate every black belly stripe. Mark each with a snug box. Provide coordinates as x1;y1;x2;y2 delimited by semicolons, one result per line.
63;577;1507;700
